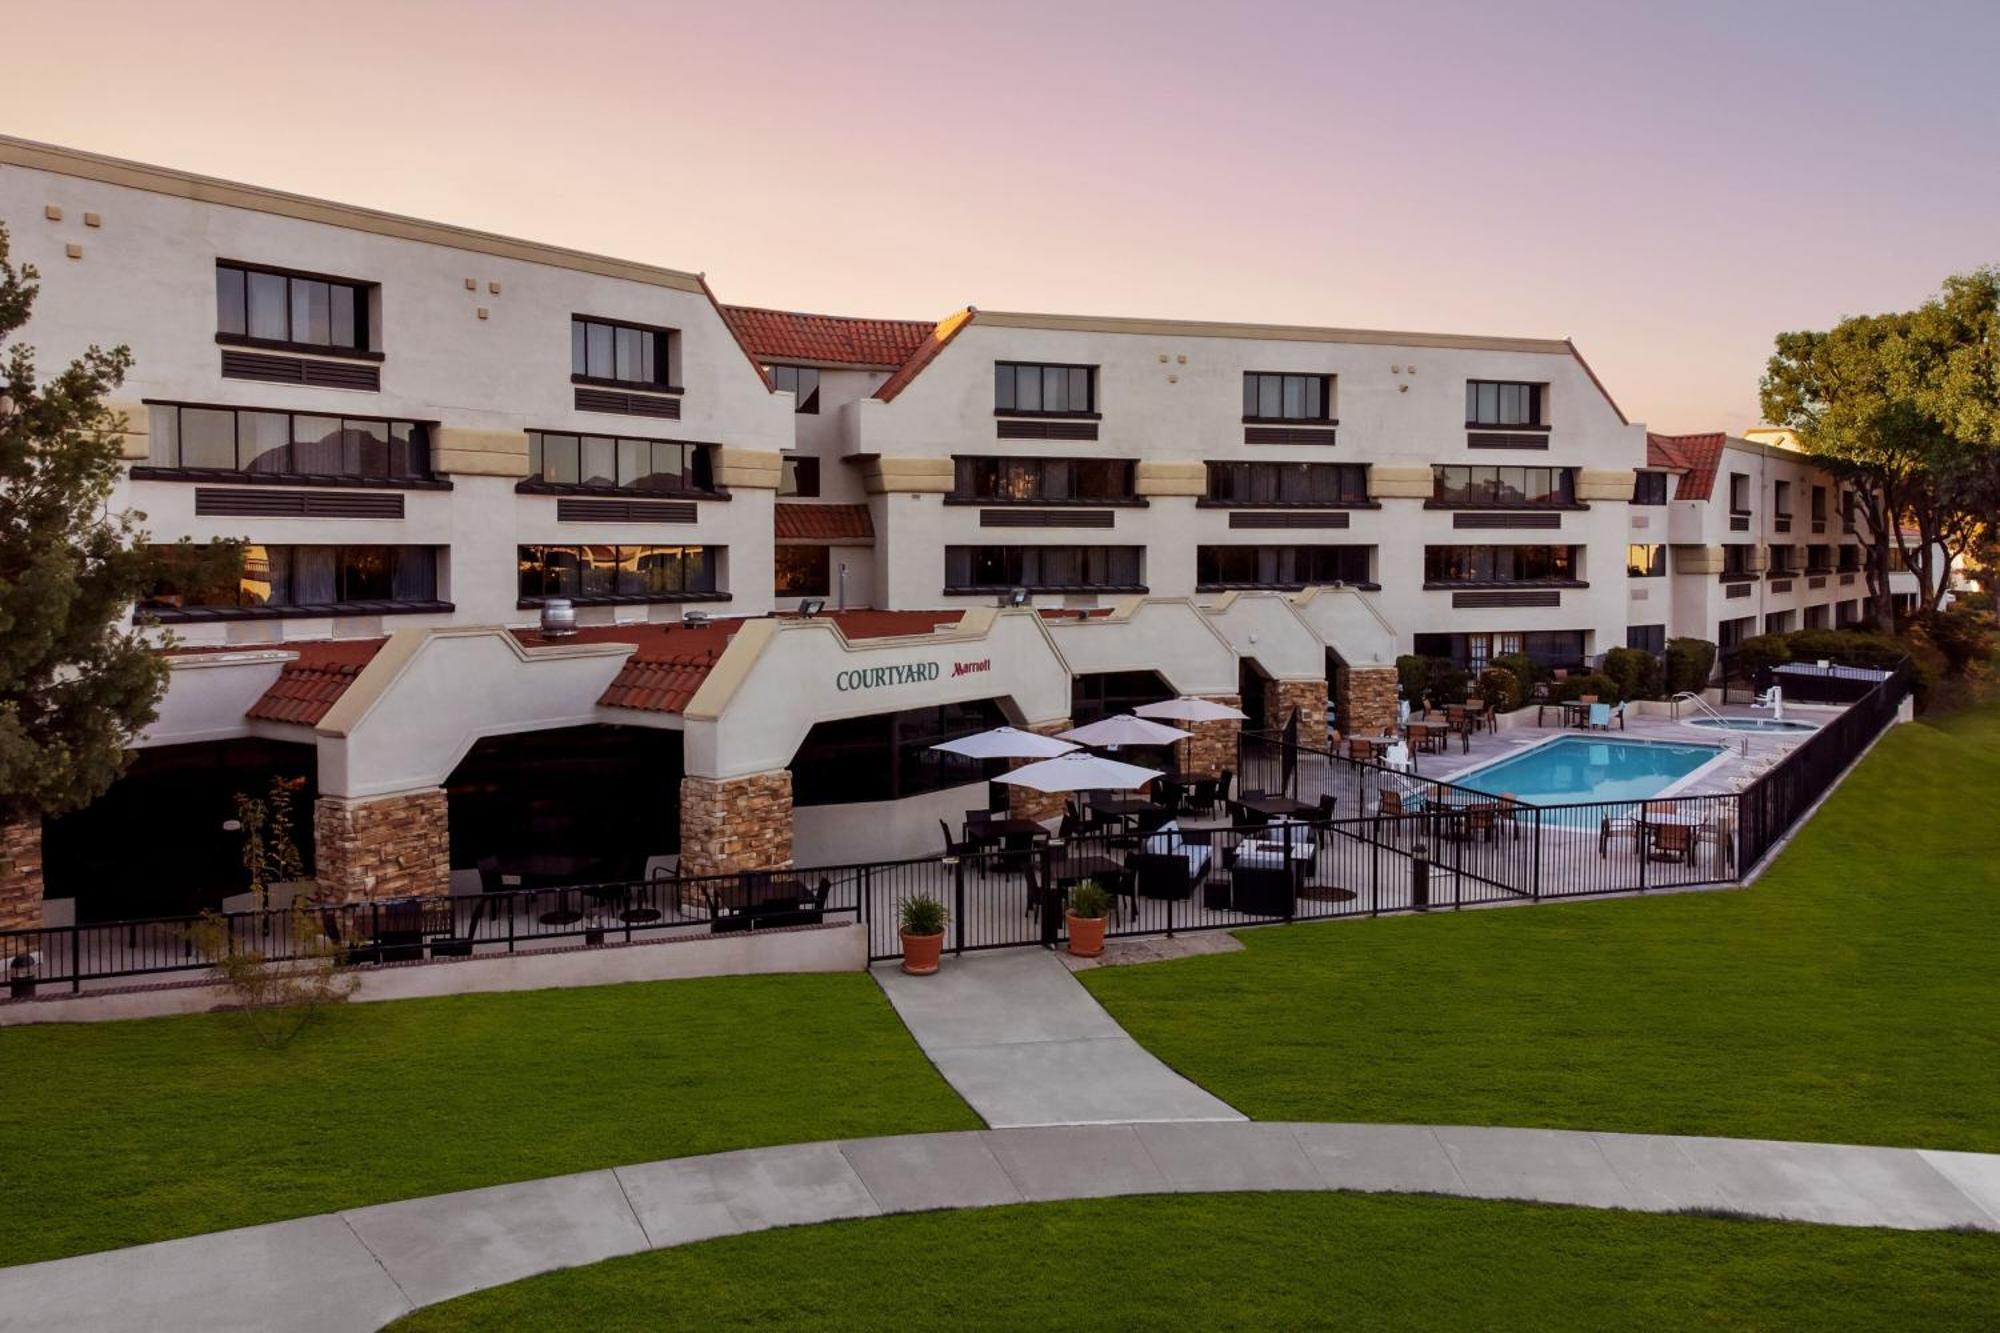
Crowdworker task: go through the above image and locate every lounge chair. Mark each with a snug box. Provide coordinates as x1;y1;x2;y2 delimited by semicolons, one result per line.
1585;702;1612;730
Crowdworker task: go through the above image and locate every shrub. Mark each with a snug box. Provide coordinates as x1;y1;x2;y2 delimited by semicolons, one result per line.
1664;638;1717;695
1784;628;1906;671
1069;881;1112;921
1729;633;1793;680
1912;606;1993;675
1601;647;1663;702
1474;666;1524;711
1423;659;1471;706
898;895;945;936
1953;588;1993;614
1395;654;1428;703
1555;672;1620;703
185;903;356;1049
1492;651;1542;702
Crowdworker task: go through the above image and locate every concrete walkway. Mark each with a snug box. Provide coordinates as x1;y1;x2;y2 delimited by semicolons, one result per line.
871;948;1245;1127
3;1121;1995;1333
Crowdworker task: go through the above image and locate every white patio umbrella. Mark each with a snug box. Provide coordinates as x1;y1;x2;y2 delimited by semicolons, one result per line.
929;726;1080;761
1057;715;1193;748
994;752;1164;794
1134;697;1249;723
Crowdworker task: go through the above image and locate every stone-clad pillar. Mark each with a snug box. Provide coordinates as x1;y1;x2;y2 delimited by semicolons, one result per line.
1005;719;1072;826
1335;664;1399;738
1264;678;1329;746
313;789;451;904
679;770;794;879
0;820;43;931
1182;694;1244;781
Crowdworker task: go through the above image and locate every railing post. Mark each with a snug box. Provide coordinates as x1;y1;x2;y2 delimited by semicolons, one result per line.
70;924;81;994
1370;833;1380;916
1531;809;1543;900
506;891;516;955
949;856;965;958
1039;839;1060;949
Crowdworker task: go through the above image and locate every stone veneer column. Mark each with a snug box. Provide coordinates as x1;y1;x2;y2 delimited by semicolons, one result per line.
679;771;794;879
0;819;43;931
1335;664;1400;738
313;789;450;904
1005;719;1072;826
1264;678;1330;746
1182;694;1243;781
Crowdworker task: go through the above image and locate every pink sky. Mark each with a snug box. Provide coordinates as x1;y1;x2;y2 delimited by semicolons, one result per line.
5;0;1996;433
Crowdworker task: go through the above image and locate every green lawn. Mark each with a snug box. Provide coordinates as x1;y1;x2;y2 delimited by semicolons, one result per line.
0;974;977;1267
393;1191;2000;1331
1084;692;2000;1151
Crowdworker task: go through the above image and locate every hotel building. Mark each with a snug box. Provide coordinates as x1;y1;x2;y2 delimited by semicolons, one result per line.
0;138;1926;928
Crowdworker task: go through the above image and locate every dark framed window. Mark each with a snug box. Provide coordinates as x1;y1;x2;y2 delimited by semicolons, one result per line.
142;544;439;614
571;316;674;389
1722;544;1755;576
993;362;1096;416
1631;471;1669;505
1718;616;1754;651
1810;485;1828;525
1413;630;1586;671
1804;604;1830;630
1196;545;1371;589
1806;544;1832;573
1837;545;1861;573
791;699;1010;806
1242;372;1332;422
1626;624;1666;655
1205;462;1368;505
1627;543;1665;577
1422;545;1579;584
1729;472;1751;514
1765;610;1795;635
526;431;715;493
1773;479;1792;518
1768;545;1797;575
1430;466;1577;506
1465;380;1545;427
951;456;1135;503
147;403;429;479
779;455;821;498
943;545;1143;592
770;365;821;414
775;545;831;598
517;544;719;603
216;262;371;355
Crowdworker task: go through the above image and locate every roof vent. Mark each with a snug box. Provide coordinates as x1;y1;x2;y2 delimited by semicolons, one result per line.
682;610;711;627
539;598;577;638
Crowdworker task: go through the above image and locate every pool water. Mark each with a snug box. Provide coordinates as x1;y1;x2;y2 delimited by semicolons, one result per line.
1684;716;1819;734
1453;736;1724;808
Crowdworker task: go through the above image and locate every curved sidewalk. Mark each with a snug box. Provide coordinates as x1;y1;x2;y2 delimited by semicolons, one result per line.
2;1120;1996;1333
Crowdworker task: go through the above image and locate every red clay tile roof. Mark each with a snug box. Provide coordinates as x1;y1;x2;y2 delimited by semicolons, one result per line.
719;305;937;370
243;638;388;726
873;308;977;401
775;503;874;543
1646;431;1727;501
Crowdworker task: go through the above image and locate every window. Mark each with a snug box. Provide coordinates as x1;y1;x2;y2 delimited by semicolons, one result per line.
774;546;830;598
790;699;1011;807
1841;490;1857;533
779;455;821;498
1464;380;1545;427
1414;630;1585;671
1811;486;1827;529
571;316;673;388
1806;545;1832;574
943;546;1142;592
1804;604;1831;630
216;263;369;354
1242;373;1332;422
951;456;1136;503
1838;545;1861;573
1729;472;1751;514
1764;610;1795;635
1205;462;1368;505
526;432;715;493
1422;545;1579;584
1626;624;1667;655
1768;545;1797;575
1627;544;1665;577
1773;479;1792;517
1196;545;1370;589
141;544;439;615
1631;471;1669;505
146;403;429;480
769;365;821;414
1722;544;1755;577
1430;466;1577;506
993;362;1096;416
517;545;718;603
1718;616;1754;651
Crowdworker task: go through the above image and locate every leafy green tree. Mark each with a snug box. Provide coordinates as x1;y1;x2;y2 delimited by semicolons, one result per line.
0;224;234;829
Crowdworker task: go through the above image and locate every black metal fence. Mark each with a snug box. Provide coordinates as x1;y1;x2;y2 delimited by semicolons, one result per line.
0;665;1912;993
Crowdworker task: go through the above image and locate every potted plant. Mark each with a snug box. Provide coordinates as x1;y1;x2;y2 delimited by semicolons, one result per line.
1066;880;1111;958
899;894;947;975
226;776;317;915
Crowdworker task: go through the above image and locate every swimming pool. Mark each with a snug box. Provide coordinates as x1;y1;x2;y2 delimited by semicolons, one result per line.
1683;716;1818;735
1453;736;1724;808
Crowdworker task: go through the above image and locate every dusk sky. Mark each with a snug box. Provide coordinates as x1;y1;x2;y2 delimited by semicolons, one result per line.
5;0;1996;433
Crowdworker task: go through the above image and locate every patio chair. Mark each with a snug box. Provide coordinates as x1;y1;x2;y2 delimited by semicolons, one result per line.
428;896;489;958
1695;814;1737;872
939;820;977;861
1023;859;1060;919
1348;737;1377;764
1314;793;1339;824
1186;777;1219;817
1496;793;1525;841
1599;813;1642;858
962;810;1001;854
1586;702;1612;730
1650;823;1694;864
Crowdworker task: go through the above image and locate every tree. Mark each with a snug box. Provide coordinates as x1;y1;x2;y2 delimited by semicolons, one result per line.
0;224;233;829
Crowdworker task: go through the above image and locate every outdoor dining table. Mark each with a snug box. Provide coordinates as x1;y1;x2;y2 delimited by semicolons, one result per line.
1048;852;1124;887
1088;797;1160;825
1233;793;1315;821
973;817;1051;841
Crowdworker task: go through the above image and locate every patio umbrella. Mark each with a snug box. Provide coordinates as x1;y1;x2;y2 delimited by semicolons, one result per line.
1057;715;1193;748
929;726;1080;760
995;752;1164;794
1134;697;1249;723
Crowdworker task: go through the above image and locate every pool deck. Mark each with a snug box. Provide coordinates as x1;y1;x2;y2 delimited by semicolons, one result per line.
1411;700;1836;798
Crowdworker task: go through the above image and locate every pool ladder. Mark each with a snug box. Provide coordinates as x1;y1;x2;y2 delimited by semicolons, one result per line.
1668;691;1728;723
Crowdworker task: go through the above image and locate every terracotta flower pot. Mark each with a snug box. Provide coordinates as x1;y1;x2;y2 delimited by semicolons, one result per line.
901;929;945;975
1066;912;1107;958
